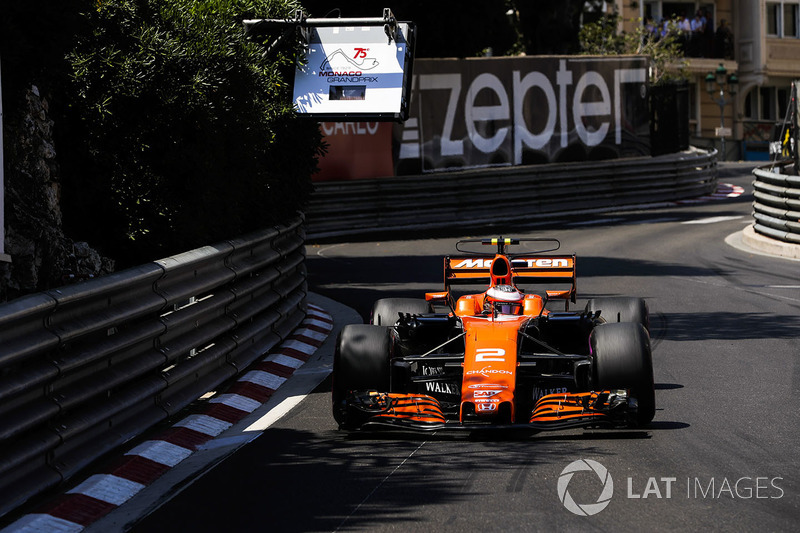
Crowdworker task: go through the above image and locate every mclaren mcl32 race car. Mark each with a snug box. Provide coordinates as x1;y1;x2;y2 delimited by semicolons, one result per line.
332;238;655;432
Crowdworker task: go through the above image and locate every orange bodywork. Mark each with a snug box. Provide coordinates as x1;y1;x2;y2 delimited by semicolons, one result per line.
453;293;544;317
460;315;527;422
449;252;577;423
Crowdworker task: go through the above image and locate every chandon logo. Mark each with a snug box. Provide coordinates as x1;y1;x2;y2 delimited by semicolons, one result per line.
557;459;614;516
465;366;512;377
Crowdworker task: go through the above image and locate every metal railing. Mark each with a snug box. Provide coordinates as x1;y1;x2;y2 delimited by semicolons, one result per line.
752;161;800;244
305;149;718;239
0;217;307;518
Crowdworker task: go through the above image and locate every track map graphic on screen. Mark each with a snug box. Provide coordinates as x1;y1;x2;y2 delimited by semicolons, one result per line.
293;23;415;120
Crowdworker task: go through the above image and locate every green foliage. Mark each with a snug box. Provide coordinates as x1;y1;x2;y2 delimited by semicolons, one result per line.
59;0;322;265
579;11;688;86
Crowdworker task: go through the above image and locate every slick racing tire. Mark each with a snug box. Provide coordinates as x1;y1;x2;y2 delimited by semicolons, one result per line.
371;298;432;326
332;324;393;427
586;297;649;332
590;322;656;426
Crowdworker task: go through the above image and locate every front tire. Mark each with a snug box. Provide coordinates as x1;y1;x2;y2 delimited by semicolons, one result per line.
332;324;393;427
586;297;649;332
590;322;655;426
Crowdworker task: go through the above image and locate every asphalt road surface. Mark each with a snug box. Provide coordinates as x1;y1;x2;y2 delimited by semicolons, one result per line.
128;164;798;531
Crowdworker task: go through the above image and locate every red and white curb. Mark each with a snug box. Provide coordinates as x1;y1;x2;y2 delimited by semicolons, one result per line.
674;182;745;204
3;305;333;533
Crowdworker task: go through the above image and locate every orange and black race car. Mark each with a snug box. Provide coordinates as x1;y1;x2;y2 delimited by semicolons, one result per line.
332;238;654;432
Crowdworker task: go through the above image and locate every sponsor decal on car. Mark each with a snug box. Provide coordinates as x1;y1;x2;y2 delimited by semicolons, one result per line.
466;366;513;378
425;381;460;395
452;258;571;269
533;386;570;401
475;348;506;361
421;365;445;376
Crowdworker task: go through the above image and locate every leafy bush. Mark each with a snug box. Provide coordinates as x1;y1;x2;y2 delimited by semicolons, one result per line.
59;0;322;265
579;11;687;86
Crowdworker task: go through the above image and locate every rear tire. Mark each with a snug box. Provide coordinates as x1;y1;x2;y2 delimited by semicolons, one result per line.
371;298;432;326
332;324;393;427
590;322;655;426
586;297;649;332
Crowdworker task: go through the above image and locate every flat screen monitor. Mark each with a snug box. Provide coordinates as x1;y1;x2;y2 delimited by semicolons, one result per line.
292;23;415;121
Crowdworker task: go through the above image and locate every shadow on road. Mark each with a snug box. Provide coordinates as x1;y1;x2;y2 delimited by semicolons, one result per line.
658;311;800;341
131;383;669;533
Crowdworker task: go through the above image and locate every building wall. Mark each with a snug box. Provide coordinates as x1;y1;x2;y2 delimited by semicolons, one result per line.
610;1;799;159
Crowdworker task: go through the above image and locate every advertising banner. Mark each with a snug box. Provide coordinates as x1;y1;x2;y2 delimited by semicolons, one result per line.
396;56;650;173
315;122;394;181
314;55;651;180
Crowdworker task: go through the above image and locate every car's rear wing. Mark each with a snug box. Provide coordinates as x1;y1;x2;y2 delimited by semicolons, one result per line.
443;255;577;302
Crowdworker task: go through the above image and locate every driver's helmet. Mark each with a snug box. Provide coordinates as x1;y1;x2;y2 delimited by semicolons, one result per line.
484;284;524;315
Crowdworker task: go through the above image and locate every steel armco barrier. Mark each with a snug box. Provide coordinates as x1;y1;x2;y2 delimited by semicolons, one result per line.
305;149;718;239
752;160;800;244
0;217;307;518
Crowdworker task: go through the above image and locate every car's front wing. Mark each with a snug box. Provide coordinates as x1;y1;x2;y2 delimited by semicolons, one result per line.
339;390;637;431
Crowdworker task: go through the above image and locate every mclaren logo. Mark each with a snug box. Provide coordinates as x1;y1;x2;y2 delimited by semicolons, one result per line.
453;258;570;268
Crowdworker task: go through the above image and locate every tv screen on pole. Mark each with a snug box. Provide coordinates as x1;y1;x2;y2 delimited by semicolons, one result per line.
293;23;415;121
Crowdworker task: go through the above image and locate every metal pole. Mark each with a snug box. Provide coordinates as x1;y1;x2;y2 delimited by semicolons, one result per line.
0;53;7;262
719;91;726;160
